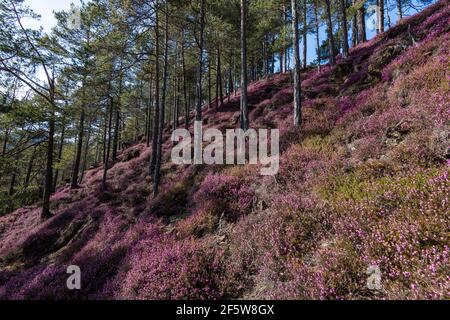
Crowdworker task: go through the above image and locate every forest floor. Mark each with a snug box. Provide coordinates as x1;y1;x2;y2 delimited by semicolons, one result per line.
0;1;449;299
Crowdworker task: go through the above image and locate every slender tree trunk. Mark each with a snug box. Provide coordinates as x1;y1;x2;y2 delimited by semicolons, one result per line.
340;0;349;57
386;0;392;28
181;42;189;128
153;2;169;197
42;102;55;219
218;47;223;105
102;96;114;191
102;107;108;165
25;146;37;189
195;0;205;122
53;115;66;191
240;0;249;131
215;46;223;107
208;55;212;108
8;164;17;196
292;0;302;126
325;0;336;65
302;0;307;69
377;0;385;33
146;74;153;146
263;41;267;76
280;3;285;73
228;53;234;102
1;128;8;157
79;119;92;184
396;0;403;21
150;3;161;175
71;108;85;189
112;78;122;162
352;0;358;46
357;6;366;43
314;0;321;71
176;72;180;127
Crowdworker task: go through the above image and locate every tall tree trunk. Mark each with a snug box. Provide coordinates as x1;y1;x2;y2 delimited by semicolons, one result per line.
102;96;114;191
53;115;66;191
377;0;385;33
150;3;161;175
228;52;234;102
1;128;8;157
357;6;366;43
240;0;249;131
112;78;122;162
208;55;212;108
182;42;189;128
325;0;336;65
302;0;307;69
386;0;392;28
42;104;55;219
314;0;321;70
71;108;85;189
263;41;267;76
25;146;37;189
292;0;302;126
340;0;349;57
195;0;205;122
352;0;358;46
153;2;169;197
8;163;17;196
218;47;224;105
102;107;108;165
146;74;153;146
79;119;92;184
216;46;224;107
396;0;403;21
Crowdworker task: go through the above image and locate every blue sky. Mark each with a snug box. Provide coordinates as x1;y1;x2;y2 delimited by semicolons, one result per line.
22;0;429;66
24;0;82;31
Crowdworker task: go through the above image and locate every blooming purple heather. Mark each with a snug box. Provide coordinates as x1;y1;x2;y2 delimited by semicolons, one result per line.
0;0;449;301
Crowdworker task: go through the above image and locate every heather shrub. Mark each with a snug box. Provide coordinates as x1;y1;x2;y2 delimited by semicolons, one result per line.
193;168;255;222
119;233;225;300
150;178;191;217
321;167;450;299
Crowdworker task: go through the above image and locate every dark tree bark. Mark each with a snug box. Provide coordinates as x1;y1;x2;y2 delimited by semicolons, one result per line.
292;0;302;126
217;46;223;106
71;107;85;189
102;96;114;191
357;6;367;43
195;0;205;122
25;146;37;189
377;0;385;33
397;0;403;20
79;119;92;184
240;0;249;131
153;1;169;197
1;128;8;157
53;115;66;191
42;107;55;219
314;0;321;70
386;0;392;28
352;0;359;46
182;42;189;128
8;162;17;196
302;0;307;69
146;73;153;147
150;2;161;175
112;78;122;162
208;55;212;108
325;0;337;65
340;0;349;57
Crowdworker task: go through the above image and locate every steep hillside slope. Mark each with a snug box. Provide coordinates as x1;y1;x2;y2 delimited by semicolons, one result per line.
0;1;449;299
